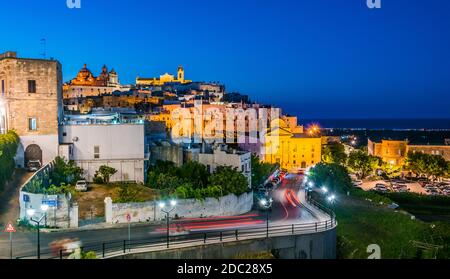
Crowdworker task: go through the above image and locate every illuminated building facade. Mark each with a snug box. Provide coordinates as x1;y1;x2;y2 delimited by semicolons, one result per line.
263;119;322;171
63;64;128;99
368;139;450;166
136;65;192;86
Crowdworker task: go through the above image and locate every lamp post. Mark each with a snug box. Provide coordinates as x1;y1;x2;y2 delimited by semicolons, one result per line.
260;198;272;238
159;199;177;249
27;204;49;259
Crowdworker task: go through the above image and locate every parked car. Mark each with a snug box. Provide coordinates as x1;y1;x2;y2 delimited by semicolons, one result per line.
75;180;88;192
442;189;450;196
27;160;41;172
373;184;389;193
352;180;363;187
428;189;441;196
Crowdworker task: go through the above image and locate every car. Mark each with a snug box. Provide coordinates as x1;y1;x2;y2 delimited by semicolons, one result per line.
373;184;389;193
352;180;363;187
27;160;41;172
428;189;441;196
75;180;88;192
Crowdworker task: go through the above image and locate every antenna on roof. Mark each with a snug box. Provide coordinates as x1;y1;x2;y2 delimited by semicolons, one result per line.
40;38;46;59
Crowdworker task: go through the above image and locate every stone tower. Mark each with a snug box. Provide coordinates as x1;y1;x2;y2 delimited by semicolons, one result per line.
0;51;63;167
177;65;185;82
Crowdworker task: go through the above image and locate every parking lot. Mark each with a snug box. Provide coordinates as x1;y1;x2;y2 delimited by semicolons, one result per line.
357;179;450;196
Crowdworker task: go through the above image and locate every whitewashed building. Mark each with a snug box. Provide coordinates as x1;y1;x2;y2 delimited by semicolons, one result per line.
59;122;148;183
189;144;252;188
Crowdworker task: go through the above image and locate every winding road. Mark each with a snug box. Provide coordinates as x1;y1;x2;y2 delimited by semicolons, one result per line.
0;173;331;259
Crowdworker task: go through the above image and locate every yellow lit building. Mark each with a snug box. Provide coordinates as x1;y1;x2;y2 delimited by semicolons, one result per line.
263;119;322;171
368;139;450;166
136;65;192;86
368;139;408;166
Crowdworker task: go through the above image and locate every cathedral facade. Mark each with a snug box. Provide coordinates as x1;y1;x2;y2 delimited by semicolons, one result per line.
136;65;192;87
63;64;125;99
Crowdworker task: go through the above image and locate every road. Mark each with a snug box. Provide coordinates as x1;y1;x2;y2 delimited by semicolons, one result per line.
0;174;327;259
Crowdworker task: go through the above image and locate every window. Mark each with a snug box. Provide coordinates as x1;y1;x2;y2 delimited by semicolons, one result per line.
94;146;100;159
1;80;4;95
28;80;36;93
28;118;37;131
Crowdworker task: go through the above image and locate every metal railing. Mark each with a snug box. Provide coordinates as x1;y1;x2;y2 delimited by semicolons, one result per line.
16;218;337;259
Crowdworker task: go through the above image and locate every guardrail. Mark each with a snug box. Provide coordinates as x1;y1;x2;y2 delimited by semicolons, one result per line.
16;218;337;259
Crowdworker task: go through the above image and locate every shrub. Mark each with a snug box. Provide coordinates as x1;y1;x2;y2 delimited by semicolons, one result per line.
92;175;104;184
147;161;248;200
113;186;145;203
0;131;19;192
309;163;353;193
96;166;117;184
81;251;97;259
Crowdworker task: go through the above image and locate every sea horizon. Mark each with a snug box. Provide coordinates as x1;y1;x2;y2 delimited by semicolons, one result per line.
297;118;450;130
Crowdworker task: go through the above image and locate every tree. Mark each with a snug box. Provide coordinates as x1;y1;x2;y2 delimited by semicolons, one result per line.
153;173;183;191
381;162;403;179
251;154;277;188
405;152;428;178
209;166;248;196
427;155;448;180
405;152;448;180
51;157;83;185
322;143;347;165
346;150;380;179
308;163;353;193
0;131;19;192
96;166;117;184
178;161;209;189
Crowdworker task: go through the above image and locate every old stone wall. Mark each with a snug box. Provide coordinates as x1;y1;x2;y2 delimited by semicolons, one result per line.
105;192;253;224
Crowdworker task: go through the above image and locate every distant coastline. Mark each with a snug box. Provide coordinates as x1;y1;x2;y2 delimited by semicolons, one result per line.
298;119;450;130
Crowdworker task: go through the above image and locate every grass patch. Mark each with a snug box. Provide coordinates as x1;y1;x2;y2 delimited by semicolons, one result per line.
332;194;450;259
74;183;158;219
383;192;450;223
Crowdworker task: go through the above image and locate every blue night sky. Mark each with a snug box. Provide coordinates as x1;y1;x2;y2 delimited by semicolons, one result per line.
1;0;450;119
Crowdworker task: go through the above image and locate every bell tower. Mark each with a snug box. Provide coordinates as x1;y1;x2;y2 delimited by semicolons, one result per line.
177;65;185;82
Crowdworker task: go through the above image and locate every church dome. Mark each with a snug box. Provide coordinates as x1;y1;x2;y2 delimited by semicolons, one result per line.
77;64;94;78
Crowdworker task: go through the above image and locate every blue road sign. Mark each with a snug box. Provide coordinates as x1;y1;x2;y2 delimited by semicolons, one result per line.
42;199;58;208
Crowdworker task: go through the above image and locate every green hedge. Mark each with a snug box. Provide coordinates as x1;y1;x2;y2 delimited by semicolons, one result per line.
147;161;249;200
0;131;19;192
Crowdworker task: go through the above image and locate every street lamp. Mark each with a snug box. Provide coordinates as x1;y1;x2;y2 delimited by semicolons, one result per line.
321;186;328;194
27;205;49;259
159;199;177;248
260;198;272;238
